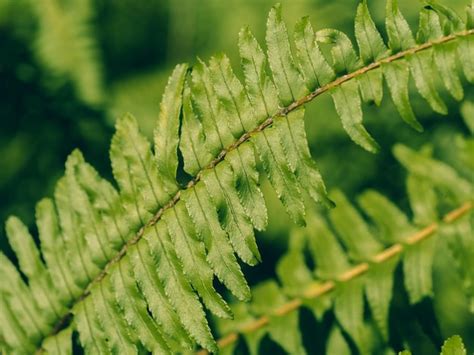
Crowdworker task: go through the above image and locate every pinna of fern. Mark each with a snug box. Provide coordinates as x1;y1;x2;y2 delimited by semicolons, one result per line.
409;335;468;355
29;0;104;106
212;145;473;355
0;0;473;353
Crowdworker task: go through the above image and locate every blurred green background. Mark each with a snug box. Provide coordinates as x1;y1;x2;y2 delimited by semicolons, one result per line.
0;0;472;353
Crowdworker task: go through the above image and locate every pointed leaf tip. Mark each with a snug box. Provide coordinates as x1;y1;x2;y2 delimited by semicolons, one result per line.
154;63;188;186
331;82;380;153
355;0;388;63
266;0;307;105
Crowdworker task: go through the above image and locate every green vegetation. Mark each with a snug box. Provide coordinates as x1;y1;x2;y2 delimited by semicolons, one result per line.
0;0;473;354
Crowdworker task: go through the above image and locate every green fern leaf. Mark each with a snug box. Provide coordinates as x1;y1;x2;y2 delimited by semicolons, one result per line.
355;1;389;64
402;170;439;304
441;216;474;312
0;258;48;346
317;29;362;74
358;67;384;106
206;54;270;230
218;303;265;355
306;213;351;280
458;3;474;81
35;198;82;301
266;3;308;106
41;326;72;355
238;26;279;121
30;0;104;105
427;1;464;33
209;53;254;136
144;223;216;351
276;230;314;297
179;85;214;176
181;183;250;301
382;60;423;131
356;1;388;61
201;161;261;265
68;151;117;264
274;109;333;207
127;238;191;350
331;81;380;152
294;16;335;91
329;190;395;342
403;238;436;304
394;144;472;202
90;280;138;354
461;100;474;133
326;326;352;355
0;294;35;354
54;174;100;285
334;280;368;355
386;0;416;52
423;6;464;100
226;143;268;231
191;60;235;156
72;156;126;251
417;7;443;42
279;225;333;318
5;217;65;322
357;190;415;243
109;125;150;231
329;190;383;260
407;50;447;115
154;63;188;189
113;114;170;210
251;281;307;355
110;256;171;353
73;296;110;354
365;257;399;340
406;173;438;226
252;125;307;225
440;335;467;355
165;203;231;318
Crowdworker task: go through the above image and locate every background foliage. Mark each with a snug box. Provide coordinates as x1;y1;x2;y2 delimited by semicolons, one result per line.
0;0;472;353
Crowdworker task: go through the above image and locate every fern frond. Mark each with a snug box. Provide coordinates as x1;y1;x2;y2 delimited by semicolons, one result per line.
400;335;468;355
29;0;104;105
440;335;467;355
0;0;473;353
211;146;473;354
